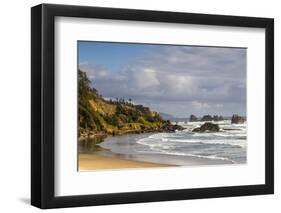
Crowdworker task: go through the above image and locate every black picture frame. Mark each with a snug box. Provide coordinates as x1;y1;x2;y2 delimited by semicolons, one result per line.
31;3;274;209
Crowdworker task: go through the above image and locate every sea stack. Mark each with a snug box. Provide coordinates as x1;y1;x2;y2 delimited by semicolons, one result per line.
201;115;213;121
213;115;224;121
231;114;245;124
189;114;198;122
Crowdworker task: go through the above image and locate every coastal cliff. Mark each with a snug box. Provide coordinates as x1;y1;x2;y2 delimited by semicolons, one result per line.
79;70;182;139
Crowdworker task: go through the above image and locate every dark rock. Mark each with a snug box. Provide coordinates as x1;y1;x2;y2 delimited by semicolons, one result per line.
231;114;245;124
173;124;185;131
189;114;198;122
213;115;224;121
201;115;213;121
222;128;238;131
213;115;219;121
192;122;220;132
162;122;185;132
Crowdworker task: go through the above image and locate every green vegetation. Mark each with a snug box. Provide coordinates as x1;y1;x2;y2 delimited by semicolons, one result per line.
78;70;167;138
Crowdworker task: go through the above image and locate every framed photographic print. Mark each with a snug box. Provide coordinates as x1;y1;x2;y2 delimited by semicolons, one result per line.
31;4;274;209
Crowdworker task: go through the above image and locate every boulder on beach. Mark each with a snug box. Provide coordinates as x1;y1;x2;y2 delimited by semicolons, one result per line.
192;122;220;132
231;114;245;124
189;114;198;122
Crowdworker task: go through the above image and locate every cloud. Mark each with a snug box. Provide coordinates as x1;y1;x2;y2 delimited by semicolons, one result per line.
191;101;210;110
79;45;246;117
134;68;160;89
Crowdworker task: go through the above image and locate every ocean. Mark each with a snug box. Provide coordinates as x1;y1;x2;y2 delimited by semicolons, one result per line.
79;120;247;166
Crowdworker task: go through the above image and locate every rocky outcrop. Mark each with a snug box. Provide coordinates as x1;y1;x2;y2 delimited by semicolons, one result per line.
192;122;220;132
162;121;185;132
231;114;245;124
189;114;198;122
201;115;213;121
213;115;224;121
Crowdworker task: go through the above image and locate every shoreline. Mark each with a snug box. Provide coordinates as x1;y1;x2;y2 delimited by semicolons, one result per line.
79;153;173;171
79;142;233;171
79;129;167;141
78;123;245;170
79;122;185;141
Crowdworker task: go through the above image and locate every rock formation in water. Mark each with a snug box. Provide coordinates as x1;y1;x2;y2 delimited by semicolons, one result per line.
192;122;220;132
162;120;185;132
213;115;224;121
201;115;213;121
231;114;245;124
189;114;198;122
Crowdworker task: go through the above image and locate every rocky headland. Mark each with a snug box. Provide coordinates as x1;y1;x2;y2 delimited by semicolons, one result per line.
78;70;184;140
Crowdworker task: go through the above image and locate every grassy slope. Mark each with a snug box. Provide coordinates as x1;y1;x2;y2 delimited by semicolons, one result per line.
78;70;166;138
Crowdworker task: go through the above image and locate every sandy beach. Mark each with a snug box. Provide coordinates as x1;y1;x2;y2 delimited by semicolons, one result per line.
79;154;172;171
78;130;238;171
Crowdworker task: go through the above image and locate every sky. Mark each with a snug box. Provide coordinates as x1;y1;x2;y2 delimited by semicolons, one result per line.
78;41;247;118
